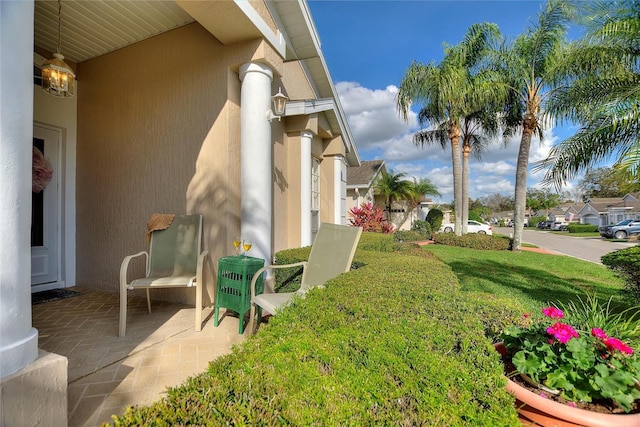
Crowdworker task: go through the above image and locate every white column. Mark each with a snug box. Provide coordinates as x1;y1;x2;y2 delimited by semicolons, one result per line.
300;131;312;246
0;0;39;378
333;155;345;224
239;63;273;264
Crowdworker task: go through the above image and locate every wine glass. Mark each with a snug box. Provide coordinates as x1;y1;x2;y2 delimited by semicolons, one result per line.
242;238;252;257
233;236;242;255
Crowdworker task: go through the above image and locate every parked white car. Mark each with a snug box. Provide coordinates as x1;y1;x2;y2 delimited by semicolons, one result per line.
440;220;493;235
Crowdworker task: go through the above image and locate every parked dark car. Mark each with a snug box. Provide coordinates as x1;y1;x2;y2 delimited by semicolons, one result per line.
599;219;640;239
538;220;554;229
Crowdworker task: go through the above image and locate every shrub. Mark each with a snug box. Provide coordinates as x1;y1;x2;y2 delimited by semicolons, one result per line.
111;250;520;426
432;232;511;250
426;208;443;234
411;219;432;238
567;224;599;233
601;246;640;301
357;231;395;252
469;211;483;222
529;215;546;227
394;229;426;242
348;202;393;233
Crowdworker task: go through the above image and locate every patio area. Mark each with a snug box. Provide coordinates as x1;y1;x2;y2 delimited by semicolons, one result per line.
32;286;247;427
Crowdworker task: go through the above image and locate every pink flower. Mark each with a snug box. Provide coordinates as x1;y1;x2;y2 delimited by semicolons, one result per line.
567;402;576;407
547;322;579;344
604;338;634;355
542;307;564;319
591;328;608;339
523;312;531;318
539;393;548;399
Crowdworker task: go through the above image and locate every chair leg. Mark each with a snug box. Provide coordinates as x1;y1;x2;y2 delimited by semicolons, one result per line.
146;288;152;314
195;279;202;332
247;304;256;335
119;289;127;337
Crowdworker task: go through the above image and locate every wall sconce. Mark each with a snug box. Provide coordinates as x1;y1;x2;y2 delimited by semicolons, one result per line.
41;0;75;97
267;87;288;122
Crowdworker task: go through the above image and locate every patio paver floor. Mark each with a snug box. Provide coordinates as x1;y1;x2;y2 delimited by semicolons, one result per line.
33;286;246;427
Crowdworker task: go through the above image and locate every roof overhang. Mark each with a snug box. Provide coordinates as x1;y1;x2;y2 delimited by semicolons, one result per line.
33;0;360;165
283;99;359;165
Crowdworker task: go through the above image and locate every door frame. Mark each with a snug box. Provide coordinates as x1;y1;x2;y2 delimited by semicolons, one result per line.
31;123;64;292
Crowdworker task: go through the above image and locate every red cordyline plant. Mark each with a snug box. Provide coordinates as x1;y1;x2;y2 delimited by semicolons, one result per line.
501;301;640;412
348;202;394;234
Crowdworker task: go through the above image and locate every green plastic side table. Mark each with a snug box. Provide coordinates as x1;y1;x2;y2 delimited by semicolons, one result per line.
214;255;264;334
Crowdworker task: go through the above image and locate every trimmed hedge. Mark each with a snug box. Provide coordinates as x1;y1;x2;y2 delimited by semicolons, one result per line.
432;232;511;251
110;242;521;426
567;224;599;233
602;246;640;301
394;229;427;243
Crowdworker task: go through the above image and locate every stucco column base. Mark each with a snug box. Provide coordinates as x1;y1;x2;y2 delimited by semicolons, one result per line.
1;350;68;427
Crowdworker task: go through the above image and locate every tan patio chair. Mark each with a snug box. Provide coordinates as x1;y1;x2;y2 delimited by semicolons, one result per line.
119;214;208;337
247;223;362;334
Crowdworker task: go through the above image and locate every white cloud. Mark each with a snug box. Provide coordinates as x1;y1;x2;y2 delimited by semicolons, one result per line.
336;82;416;151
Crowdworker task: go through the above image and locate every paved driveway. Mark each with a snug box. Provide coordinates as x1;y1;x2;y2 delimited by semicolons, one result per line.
494;227;637;264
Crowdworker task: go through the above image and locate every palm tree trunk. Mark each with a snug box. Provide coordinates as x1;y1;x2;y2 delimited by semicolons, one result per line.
450;127;463;236
462;144;471;234
512;116;535;251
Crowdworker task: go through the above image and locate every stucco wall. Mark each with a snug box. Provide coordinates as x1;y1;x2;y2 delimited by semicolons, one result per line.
75;23;257;304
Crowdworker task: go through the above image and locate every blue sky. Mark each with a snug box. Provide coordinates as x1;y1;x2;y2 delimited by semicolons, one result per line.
307;0;582;204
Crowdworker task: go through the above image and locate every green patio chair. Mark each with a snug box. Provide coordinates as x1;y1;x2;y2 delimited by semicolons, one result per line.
247;223;362;334
119;214;208;337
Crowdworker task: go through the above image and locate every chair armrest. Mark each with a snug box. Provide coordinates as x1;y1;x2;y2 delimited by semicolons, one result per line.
250;261;308;299
119;251;148;290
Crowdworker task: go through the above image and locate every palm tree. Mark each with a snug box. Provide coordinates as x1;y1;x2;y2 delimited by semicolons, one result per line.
375;170;413;222
404;178;440;228
460;111;499;233
539;1;640;185
491;0;574;250
397;23;500;236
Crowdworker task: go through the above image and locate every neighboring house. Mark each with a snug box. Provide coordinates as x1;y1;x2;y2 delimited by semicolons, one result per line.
491;211;514;225
547;203;583;223
346;160;435;231
577;197;640;226
389;197;436;231
566;202;585;222
414;196;436;223
1;1;360;423
346;160;386;212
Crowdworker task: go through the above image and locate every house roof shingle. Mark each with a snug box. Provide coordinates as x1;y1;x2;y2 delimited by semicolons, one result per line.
347;160;384;187
584;197;640;213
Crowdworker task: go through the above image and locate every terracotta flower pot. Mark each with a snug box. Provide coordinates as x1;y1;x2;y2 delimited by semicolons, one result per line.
494;342;640;427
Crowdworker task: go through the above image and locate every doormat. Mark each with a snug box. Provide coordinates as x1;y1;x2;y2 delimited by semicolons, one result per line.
32;289;81;305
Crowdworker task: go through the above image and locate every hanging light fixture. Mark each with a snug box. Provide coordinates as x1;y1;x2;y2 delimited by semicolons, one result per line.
41;0;75;97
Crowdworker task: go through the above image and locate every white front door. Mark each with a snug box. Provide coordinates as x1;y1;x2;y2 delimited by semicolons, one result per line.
31;124;62;290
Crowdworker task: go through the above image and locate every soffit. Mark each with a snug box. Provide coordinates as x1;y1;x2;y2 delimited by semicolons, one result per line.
34;0;195;64
33;0;360;165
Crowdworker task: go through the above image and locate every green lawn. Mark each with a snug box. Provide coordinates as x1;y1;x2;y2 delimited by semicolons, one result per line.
423;244;632;315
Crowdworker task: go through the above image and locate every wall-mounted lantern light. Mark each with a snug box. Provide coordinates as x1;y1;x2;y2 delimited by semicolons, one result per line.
267;87;288;122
